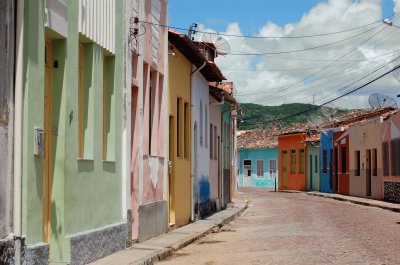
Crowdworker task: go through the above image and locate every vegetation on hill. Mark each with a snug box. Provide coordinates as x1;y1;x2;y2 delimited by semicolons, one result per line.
238;103;350;130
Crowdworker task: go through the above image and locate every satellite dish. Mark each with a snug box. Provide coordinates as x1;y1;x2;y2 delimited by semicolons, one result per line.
321;103;339;121
202;33;231;55
368;93;398;109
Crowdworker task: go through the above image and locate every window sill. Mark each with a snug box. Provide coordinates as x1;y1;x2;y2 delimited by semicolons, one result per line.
77;158;94;162
102;160;116;163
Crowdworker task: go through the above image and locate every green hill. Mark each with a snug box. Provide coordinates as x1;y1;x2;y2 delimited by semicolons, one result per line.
238;103;350;130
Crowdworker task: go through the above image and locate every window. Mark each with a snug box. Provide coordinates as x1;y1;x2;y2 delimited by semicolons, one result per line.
372;148;377;176
315;155;318;173
355;150;360;176
243;159;252;177
103;55;116;161
200;101;203;146
290;150;296;174
390;138;400;176
214;126;217;160
341;146;347;173
257;160;264;178
78;43;94;159
78;44;84;158
177;98;181;157
299;149;305;174
383;141;389;176
149;70;159;156
322;150;327;173
269;159;277;178
210;124;213;158
184;102;189;159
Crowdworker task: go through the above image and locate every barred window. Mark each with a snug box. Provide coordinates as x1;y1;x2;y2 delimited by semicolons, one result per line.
257;160;264;178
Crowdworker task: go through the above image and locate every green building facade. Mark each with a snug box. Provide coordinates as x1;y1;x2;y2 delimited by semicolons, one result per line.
21;0;126;263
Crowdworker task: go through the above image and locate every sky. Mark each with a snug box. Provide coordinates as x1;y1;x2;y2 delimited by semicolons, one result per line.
168;0;400;109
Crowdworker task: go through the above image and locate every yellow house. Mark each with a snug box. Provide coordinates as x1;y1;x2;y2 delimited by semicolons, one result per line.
168;30;226;228
168;34;192;228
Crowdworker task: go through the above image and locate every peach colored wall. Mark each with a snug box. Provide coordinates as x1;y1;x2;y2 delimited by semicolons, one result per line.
349;118;383;200
278;133;307;191
209;96;222;203
382;111;400;184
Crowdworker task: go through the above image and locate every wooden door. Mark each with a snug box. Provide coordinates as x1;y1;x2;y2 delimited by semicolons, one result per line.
168;116;175;225
366;149;372;196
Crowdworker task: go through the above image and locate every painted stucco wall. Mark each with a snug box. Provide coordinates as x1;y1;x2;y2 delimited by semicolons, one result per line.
238;148;278;188
222;108;231;206
168;42;191;228
191;68;211;217
209;96;221;205
22;1;125;262
320;130;334;193
278;133;307;191
349;118;383;200
128;0;168;241
0;0;14;240
333;130;350;195
306;143;320;191
381;111;400;203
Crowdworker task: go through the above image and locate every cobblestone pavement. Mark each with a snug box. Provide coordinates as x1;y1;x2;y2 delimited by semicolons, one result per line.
159;188;400;265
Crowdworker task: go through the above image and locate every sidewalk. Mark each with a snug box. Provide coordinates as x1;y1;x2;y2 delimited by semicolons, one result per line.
306;191;400;212
90;195;248;265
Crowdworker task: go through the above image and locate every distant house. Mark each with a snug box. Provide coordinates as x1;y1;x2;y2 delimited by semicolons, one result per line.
348;115;387;200
238;129;279;188
381;109;400;203
320;129;335;193
304;135;320;191
209;84;238;210
322;109;393;196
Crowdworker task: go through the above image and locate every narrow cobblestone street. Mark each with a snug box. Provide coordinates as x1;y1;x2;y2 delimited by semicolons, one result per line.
160;188;400;265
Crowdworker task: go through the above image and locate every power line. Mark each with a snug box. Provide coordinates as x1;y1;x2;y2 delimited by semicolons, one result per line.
200;24;382;56
247;23;395;103
222;49;400;73
139;14;396;39
260;59;400;123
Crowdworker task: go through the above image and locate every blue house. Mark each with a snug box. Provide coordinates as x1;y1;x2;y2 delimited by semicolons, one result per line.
238;129;279;188
320;129;334;193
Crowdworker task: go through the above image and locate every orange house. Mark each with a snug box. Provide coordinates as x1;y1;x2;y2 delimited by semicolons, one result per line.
333;128;350;195
278;132;307;191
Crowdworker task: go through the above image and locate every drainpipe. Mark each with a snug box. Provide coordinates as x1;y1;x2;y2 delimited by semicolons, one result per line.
190;61;206;221
14;0;24;264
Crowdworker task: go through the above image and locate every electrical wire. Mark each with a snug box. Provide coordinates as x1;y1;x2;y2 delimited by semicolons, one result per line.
244;22;394;103
223;48;400;74
139;13;396;39
253;57;400;123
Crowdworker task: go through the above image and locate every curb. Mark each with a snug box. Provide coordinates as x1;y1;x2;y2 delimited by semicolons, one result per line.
306;192;400;213
136;204;247;265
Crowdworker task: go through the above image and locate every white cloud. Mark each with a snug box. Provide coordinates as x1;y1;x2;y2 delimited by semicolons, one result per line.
200;0;400;109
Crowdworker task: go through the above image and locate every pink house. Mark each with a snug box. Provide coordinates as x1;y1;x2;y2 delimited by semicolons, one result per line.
381;109;400;203
126;0;168;242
